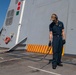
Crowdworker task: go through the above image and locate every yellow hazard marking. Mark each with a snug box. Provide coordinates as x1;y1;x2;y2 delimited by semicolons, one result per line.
26;44;64;56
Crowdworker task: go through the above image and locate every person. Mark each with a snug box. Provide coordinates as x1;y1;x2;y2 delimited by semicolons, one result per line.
49;13;66;69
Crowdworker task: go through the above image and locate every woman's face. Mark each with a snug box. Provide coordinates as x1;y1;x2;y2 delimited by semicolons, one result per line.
51;15;56;22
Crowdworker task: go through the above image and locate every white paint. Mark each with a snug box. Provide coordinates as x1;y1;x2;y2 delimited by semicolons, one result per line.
0;58;21;63
7;53;23;56
15;0;26;44
0;57;4;59
28;66;61;75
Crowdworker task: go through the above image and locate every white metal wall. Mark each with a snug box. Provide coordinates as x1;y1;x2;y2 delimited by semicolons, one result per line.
0;0;76;55
19;0;68;44
65;0;76;55
0;0;23;48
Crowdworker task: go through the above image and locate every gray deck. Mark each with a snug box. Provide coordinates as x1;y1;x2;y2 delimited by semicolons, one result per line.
0;50;76;75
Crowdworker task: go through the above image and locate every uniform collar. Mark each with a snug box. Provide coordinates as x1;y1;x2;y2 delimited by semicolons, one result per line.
55;20;60;25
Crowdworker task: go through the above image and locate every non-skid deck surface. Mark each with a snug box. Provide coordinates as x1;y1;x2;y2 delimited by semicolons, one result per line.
0;50;76;75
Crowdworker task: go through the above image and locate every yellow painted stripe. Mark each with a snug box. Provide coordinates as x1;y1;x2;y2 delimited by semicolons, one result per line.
26;44;64;56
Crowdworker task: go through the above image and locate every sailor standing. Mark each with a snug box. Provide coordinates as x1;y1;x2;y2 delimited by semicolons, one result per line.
49;14;66;69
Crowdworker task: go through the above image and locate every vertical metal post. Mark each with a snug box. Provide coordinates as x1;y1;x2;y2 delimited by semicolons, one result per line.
15;0;26;44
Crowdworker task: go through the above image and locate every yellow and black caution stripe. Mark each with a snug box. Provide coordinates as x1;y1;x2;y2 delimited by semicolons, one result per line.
26;44;64;56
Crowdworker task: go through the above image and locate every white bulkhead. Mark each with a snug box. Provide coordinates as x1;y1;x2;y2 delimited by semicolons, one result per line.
0;0;76;55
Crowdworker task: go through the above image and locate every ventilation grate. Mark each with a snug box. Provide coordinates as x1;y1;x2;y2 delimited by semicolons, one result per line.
5;9;14;26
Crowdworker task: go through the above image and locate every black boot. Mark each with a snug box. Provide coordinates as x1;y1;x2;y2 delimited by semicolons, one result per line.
57;63;63;66
52;65;57;69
